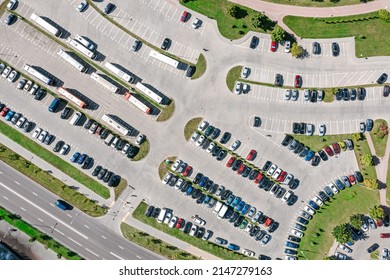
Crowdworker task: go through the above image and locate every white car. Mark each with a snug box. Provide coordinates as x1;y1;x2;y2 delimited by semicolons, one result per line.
163;212;172;224
230;140;241;151
285;256;297;260
234;82;242;94
122;143;131;155
335;252;347;260
291;89;299;101
304;205;315;215
76;1;88;12
284;41;291;53
162;172;173;184
283;173;294;185
329;183;339;194
192;18;201;29
190;131;199;142
252;211;262;223
281;190;293;203
1;66;11;78
191;215;206;225
338;244;352;253
247;206;256;218
267;164;277;176
175;178;184;190
207;142;216;153
202;230;213;241
38;130;47;142
197;120;209;131
261;234;271;246
245;223;252;232
290;229;304;238
15;117;26;128
59;144;70;155
285;89;292;100
242;83;250;93
7;70;18;82
304;89;310;101
135;134;145;145
16;79;26;89
272;168;282;180
241;67;250;78
306;124;314;136
29;84;40;95
242;249;255;257
312;196;323;206
168;216;178;228
319;124;326;136
7;0;17;10
171;159;183;171
189;225;198;236
196;135;205;146
23;80;33;91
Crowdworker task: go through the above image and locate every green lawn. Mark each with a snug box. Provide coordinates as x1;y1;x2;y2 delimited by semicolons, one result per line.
0;123;110;199
156;100;175;122
262;0;367;7
369;119;388;157
0;143;106;217
226;66;242;91
180;0;275;39
0;207;83;260
192;54;207;80
114;178;128;201
132;202;253;260
184;117;202;141
158;156;176;180
121;223;198;260
387;156;390;205
284;12;390;57
299;186;379;259
132;140;150;161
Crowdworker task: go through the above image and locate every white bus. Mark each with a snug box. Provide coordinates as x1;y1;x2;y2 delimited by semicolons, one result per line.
135;82;162;104
74;34;95;51
90;73;119;94
101;114;133;136
30;13;62;37
57;49;88;72
104;62;134;83
57;87;87;108
149;50;179;68
66;37;96;59
23;64;54;85
124;92;151;114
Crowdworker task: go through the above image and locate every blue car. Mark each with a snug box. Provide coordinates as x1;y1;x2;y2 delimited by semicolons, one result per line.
203;195;211;204
304;151;314;161
228;243;240;251
77;154;87;164
241;204;251;215
285;241;299;249
71;152;80;163
236;201;245;212
226;194;235;206
198;176;208;187
308;200;320;210
231;196;242;207
334;179;345;190
5;110;14;121
186;186;194;196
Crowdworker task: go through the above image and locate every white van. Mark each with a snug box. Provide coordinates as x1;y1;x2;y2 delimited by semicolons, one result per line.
213;201;223;214
69;112;82;125
217;204;228;219
157;208;168;223
110;137;119;148
74;34;95;51
104;133;115;145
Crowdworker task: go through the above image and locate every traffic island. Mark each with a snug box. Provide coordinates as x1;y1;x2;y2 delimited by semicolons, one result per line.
156;100;175;122
158;156;177;180
226;66;242;92
191;54;207;80
132;140;150;161
184;117;202;141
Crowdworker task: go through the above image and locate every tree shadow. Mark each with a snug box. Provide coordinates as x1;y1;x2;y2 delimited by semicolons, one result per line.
234;7;248;19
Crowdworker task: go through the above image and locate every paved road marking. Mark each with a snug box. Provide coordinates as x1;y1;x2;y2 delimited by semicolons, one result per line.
110;251;124;260
136;255;142;259
101;235;107;239
14;181;20;185
85;248;99;257
3;196;8;200
68;237;82;246
51;227;65;236
84;225;90;229
38;218;44;222
118;245;124;250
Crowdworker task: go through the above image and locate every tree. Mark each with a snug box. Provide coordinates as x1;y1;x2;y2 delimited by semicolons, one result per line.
361;154;373;166
377;123;388;139
271;25;286;42
227;4;240;18
352;133;361;142
378;9;390;23
364;178;379;190
369;205;385;220
350;214;364;230
251;12;267;28
291;43;304;58
332;224;352;244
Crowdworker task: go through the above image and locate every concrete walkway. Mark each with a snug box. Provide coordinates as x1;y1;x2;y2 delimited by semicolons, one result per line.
0;132;113;207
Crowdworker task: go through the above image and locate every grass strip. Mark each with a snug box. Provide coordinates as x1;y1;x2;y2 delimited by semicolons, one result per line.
0;207;83;259
369;119;388;158
114;178;128;201
261;0;364;7
226;66;242;92
184;117;202;141
0;140;106;216
120;223;198;260
132;140;150;161
132;202;253;260
156;100;175;122
0;123;110;199
192;54;207;80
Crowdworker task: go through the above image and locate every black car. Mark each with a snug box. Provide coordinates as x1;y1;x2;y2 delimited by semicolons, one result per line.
310;90;317;103
274;74;283;86
250;226;260;237
203;179;213;191
191;188;202;199
292;122;300;134
289;179;299;190
61;107;72;119
258;215;267;224
332;42;339;56
97;168;107;180
350;88;357;100
216;149;227;161
281;135;293;146
311;155;320;166
212;146;221;157
268;221;279;233
358;87;366;100
263;181;274;192
145;205;154;217
229;212;240;223
186;66;195;78
220;132;231;144
92;165;102;176
209;184;218;194
53;140;64;152
318;149;328;161
127;145;139;158
249;36;259;49
275;187;285;198
5;14;16;25
318;191;329;201
299;123;306;134
103;171;113;183
262;161;272;172
376;73;388;84
116;139;126;151
210;128;221;139
258;177;269;189
181;182;191;193
152;207;161;218
253;116;261;127
196;194;206;204
234;216;245;227
22;121;32;132
299;146;310;157
366;119;374;132
183;222;192;234
34;89;45;100
367;243;379;253
354;171;363;182
131;40;142;52
161;38;171;50
82;156;93;169
84;119;93;129
196;227;205;239
258;255;272;260
288;235;301;243
193;173;203;184
342;88;349;101
294;143;304;154
104;3;115;14
100;129;109;139
232;159;242;171
384;85;390;97
242;166;251;178
248;169;259;180
312;42;320;54
336;88;343;101
221;189;232;200
285;249;297;255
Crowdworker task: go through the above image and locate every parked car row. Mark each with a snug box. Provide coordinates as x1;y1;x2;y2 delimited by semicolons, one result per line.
234;81;250;95
91;164;120;187
146;206;213;240
171;158;193;177
16;77;46;100
0;62;18;83
292;122;315;136
281;135;317;164
359;119;373;133
335;88;366;101
190;131;228;162
0;104;34;132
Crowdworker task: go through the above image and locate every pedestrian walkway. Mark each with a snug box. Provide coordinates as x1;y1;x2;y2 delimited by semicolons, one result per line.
0;133;113;207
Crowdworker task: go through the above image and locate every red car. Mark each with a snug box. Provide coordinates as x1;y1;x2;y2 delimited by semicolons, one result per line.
183;165;193;177
237;164;245;175
277;171;287;182
0;107;9;117
348;175;356;185
226;156;235;168
176;218;185;229
324;146;334;157
254;173;263;184
294;75;302;88
332;143;340;154
246;149;257;161
270;41;277;52
264;217;273;227
180;11;189;22
380;233;390;238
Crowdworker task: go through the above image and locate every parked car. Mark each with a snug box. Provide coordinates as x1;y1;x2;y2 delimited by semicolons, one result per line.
161;38;171;50
377;73;388;84
332;42;339;56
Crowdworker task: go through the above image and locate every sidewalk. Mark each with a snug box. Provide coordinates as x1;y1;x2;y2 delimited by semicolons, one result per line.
0;132;113;207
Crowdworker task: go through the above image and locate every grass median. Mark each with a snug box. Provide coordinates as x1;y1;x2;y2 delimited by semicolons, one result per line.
226;66;242;92
0;142;106;217
283;12;390;57
262;0;364;7
0;207;83;260
132;202;252;260
184;117;202;141
0;123;110;199
369;119;388;158
192;54;207;80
